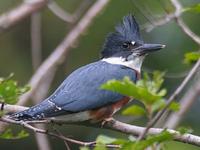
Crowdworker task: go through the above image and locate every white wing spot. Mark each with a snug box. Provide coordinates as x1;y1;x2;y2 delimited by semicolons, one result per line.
48;100;62;110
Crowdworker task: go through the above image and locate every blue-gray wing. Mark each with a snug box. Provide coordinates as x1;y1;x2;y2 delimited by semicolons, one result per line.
49;61;137;112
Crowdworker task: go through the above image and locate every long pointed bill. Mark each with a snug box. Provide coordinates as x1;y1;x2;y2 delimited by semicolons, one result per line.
138;43;165;55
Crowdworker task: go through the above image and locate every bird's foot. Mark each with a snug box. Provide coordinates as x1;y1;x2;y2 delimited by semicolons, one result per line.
101;117;114;128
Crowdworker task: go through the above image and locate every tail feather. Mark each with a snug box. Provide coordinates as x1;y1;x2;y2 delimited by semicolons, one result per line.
10;100;66;121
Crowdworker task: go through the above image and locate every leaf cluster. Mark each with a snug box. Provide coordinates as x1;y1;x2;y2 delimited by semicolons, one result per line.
0;74;30;104
101;71;179;118
0;74;30;140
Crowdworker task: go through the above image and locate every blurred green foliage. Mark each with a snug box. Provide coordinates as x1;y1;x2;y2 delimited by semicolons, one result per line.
184;52;200;64
184;3;200;13
0;129;29;140
0;75;29;140
89;130;174;150
0;74;29;104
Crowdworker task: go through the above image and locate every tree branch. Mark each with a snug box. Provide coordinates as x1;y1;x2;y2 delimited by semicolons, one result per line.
0;116;120;149
165;68;200;129
0;0;48;33
145;0;200;46
106;119;200;147
18;0;110;106
1;105;200;147
175;18;200;45
47;0;74;23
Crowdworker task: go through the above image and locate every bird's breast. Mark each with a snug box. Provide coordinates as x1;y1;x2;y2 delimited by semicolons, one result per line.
89;97;130;122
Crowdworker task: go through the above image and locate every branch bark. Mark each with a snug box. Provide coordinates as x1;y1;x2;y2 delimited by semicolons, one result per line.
0;0;48;33
1;104;200;147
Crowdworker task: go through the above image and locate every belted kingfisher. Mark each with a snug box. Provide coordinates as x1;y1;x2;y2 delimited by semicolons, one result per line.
10;15;165;122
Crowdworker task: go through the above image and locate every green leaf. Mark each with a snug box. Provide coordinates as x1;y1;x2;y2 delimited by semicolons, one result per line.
169;102;180;112
184;3;200;13
0;129;29;139
122;105;146;116
80;147;90;150
96;135;116;144
121;130;173;150
94;144;107;150
152;99;166;113
112;139;129;145
177;127;193;135
184;52;200;64
128;135;137;141
101;76;163;105
0;75;30;104
145;130;173;144
101;71;166;117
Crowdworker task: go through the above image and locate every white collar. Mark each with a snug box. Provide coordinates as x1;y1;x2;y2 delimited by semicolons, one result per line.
101;56;144;73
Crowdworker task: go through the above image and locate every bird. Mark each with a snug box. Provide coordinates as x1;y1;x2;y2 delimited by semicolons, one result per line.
10;14;165;123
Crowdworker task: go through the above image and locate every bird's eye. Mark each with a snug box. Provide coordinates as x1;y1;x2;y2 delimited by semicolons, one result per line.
122;42;129;48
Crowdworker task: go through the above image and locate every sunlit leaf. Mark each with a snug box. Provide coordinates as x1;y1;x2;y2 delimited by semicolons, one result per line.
96;135;117;144
0;75;30;104
152;99;166;113
94;144;107;150
184;52;200;64
80;147;90;150
112;139;127;145
121;130;173;150
184;3;200;13
177;127;193;135
101;76;163;105
169;102;180;112
128;135;137;141
122;105;146;116
0;129;29;139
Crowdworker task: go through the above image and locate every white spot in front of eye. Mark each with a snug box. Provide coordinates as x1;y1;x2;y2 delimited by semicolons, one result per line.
131;41;136;45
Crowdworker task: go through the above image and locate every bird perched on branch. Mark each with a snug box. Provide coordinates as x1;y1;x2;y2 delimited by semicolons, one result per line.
10;15;165;122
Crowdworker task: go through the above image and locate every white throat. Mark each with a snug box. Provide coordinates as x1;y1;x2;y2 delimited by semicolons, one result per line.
102;56;144;72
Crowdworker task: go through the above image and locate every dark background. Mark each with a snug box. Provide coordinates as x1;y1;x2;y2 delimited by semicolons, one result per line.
0;0;200;149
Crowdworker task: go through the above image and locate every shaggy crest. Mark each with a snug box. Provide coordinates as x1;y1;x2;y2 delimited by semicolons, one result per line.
101;14;143;58
115;14;142;42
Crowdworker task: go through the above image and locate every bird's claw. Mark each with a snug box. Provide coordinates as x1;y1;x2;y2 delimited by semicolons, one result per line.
101;117;114;128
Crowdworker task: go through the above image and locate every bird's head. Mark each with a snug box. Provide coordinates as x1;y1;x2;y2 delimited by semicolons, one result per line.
101;14;165;59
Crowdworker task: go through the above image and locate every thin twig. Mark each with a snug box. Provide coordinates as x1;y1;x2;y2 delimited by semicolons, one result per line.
72;0;94;22
0;0;48;33
165;67;200;128
48;0;74;23
0;117;121;149
53;128;71;150
176;18;200;45
48;0;93;24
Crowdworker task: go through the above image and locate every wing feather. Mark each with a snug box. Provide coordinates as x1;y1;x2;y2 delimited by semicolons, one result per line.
49;61;137;113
